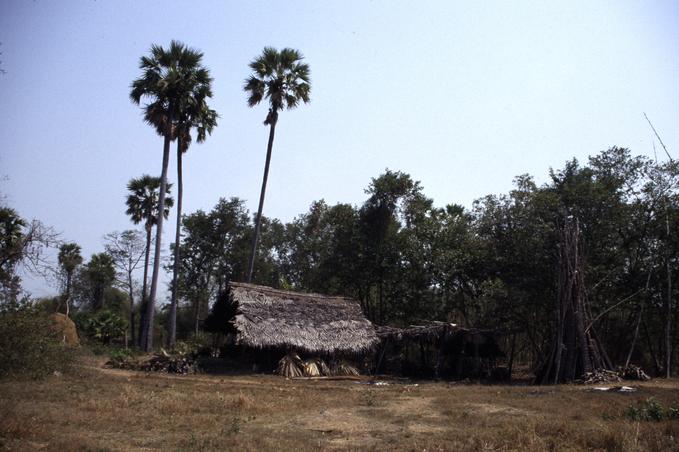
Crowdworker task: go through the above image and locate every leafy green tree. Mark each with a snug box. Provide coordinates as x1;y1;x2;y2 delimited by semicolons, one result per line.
57;242;82;316
0;207;26;300
244;47;311;283
175;198;250;336
204;285;238;336
84;253;116;311
358;170;422;323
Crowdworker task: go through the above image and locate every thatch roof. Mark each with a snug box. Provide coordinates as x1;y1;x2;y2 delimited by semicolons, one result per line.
376;321;505;359
230;282;378;355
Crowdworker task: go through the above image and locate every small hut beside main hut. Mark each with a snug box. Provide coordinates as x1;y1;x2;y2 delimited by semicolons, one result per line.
227;282;379;375
375;322;507;381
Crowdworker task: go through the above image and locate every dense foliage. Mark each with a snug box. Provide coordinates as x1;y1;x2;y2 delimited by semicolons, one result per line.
0;301;76;379
170;147;678;375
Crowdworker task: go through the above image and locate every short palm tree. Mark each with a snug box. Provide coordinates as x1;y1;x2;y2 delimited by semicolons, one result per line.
125;175;173;347
244;47;311;282
130;40;208;350
57;242;82;316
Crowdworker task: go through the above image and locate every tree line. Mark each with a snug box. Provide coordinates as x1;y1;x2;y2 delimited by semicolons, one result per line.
169;147;677;377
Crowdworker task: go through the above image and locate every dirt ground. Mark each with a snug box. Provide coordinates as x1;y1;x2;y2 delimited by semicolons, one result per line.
2;357;679;451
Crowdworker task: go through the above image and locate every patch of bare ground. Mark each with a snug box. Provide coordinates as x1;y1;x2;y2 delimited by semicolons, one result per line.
1;357;679;451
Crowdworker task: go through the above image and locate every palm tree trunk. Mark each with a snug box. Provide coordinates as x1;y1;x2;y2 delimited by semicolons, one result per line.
138;225;152;346
127;266;136;347
247;119;277;283
168;141;183;348
65;272;72;317
142;105;174;351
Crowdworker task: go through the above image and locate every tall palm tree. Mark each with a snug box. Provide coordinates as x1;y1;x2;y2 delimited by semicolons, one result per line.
57;242;82;317
145;93;218;348
130;40;209;350
244;47;311;283
125;175;173;347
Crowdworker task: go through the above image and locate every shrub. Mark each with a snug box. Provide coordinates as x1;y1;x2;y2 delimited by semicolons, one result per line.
625;398;679;422
108;347;133;362
0;301;76;379
82;310;127;344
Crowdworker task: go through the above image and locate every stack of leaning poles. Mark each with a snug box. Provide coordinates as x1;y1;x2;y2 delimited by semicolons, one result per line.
536;217;614;384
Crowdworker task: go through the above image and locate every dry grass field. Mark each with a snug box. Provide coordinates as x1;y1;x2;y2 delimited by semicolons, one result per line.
2;356;679;451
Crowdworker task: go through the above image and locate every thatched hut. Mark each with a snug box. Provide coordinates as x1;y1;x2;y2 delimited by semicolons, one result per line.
375;322;506;380
227;283;379;372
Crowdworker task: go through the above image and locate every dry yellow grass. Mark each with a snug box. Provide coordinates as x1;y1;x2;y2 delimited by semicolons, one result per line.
1;356;678;451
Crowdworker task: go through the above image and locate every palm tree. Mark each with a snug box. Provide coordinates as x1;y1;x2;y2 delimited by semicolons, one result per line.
57;242;82;316
130;40;208;350
125;175;173;347
244;47;311;282
145;91;218;348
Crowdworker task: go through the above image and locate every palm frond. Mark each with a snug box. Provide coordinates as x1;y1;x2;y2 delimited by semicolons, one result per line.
243;46;311;121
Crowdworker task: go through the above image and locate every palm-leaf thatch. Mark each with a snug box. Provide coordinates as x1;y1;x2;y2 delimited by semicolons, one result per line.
302;360;320;377
230;282;378;355
316;359;331;376
276;353;304;378
330;360;360;376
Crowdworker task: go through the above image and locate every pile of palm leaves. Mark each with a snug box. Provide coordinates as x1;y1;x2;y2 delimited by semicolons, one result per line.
276;353;304;378
315;358;331;376
330;360;360;376
303;360;321;377
276;354;361;378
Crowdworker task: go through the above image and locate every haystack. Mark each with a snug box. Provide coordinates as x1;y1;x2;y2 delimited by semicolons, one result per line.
50;313;79;346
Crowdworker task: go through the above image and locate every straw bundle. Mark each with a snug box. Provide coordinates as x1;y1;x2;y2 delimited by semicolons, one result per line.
303;360;321;377
276;353;304;378
331;360;360;376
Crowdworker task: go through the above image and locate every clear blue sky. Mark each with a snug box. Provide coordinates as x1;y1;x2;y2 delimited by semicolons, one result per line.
2;1;678;297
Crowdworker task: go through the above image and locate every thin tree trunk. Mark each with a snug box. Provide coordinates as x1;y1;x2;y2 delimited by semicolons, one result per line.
625;305;644;369
666;211;672;378
508;333;517;379
625;271;652;368
642;316;661;375
142;105;174;351
127;266;136;347
247;119;277;283
64;273;72;317
138;225;152;346
142;225;151;301
168;141;183;348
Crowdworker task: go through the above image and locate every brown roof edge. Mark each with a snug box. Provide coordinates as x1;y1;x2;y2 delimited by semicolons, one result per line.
229;281;357;303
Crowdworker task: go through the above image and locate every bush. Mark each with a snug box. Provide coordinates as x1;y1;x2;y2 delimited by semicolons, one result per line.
80;310;127;344
625;398;679;422
0;301;76;379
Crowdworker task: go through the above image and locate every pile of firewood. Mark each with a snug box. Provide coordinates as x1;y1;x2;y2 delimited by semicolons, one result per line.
106;350;196;374
577;365;651;384
617;365;651;381
139;352;195;374
578;369;622;384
